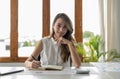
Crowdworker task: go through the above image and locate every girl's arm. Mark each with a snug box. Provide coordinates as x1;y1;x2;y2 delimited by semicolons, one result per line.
56;37;81;68
67;42;81;68
24;40;43;69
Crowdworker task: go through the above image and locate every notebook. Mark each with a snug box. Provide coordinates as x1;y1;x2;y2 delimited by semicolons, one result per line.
30;65;63;71
0;67;24;76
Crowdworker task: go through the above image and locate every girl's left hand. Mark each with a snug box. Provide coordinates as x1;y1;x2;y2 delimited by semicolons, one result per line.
56;37;70;45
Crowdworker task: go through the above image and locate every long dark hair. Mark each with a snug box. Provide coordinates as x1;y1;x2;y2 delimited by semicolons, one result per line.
50;13;74;63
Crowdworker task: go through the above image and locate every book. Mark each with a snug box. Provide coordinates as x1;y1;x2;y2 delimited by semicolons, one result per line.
30;65;63;71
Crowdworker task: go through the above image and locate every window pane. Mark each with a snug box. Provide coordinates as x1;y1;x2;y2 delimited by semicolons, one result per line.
82;0;100;57
18;0;42;57
83;0;100;35
50;0;75;35
0;0;10;57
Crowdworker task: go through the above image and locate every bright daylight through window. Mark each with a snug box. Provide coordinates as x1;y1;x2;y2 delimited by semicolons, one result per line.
0;0;10;57
18;0;42;57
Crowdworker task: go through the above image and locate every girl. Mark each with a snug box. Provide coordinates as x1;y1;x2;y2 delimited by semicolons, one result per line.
24;13;81;68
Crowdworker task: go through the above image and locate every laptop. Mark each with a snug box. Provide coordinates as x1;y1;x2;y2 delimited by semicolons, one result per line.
0;67;24;76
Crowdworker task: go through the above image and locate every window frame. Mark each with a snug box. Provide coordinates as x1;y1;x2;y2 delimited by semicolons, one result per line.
0;0;82;62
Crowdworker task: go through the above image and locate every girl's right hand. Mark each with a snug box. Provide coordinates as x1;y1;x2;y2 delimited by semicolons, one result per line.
30;60;41;68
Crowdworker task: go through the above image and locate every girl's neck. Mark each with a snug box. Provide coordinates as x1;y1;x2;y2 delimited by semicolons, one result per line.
53;35;60;41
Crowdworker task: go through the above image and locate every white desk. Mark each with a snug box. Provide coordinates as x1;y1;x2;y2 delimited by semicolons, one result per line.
0;63;120;79
90;62;120;79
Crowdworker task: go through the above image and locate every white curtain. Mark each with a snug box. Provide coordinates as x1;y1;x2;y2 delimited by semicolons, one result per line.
99;0;120;54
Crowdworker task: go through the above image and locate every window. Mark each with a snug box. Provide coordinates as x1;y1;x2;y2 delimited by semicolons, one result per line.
0;0;82;62
83;0;100;35
0;0;10;57
18;0;42;57
82;0;101;57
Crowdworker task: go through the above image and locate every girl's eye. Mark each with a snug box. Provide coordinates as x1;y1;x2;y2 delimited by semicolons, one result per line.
57;24;61;27
63;26;67;29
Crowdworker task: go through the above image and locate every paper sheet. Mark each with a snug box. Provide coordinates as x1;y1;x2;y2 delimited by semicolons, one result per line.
91;62;120;72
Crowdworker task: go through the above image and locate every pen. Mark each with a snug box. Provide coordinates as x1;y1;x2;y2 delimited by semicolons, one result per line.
31;55;38;61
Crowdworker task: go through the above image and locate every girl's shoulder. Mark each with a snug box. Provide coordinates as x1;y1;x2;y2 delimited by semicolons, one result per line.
41;36;52;42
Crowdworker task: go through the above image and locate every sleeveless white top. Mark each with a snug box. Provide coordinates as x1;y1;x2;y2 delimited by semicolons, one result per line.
40;37;70;67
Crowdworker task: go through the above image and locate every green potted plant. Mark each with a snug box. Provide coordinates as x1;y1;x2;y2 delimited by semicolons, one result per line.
76;31;104;62
76;31;120;62
84;35;104;62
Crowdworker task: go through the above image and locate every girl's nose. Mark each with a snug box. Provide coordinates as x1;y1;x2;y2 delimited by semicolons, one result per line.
60;28;63;32
60;27;64;32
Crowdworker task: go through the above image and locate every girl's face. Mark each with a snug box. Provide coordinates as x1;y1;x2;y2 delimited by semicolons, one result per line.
53;18;67;38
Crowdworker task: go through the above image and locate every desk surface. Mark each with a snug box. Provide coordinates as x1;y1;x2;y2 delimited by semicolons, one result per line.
0;63;120;79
